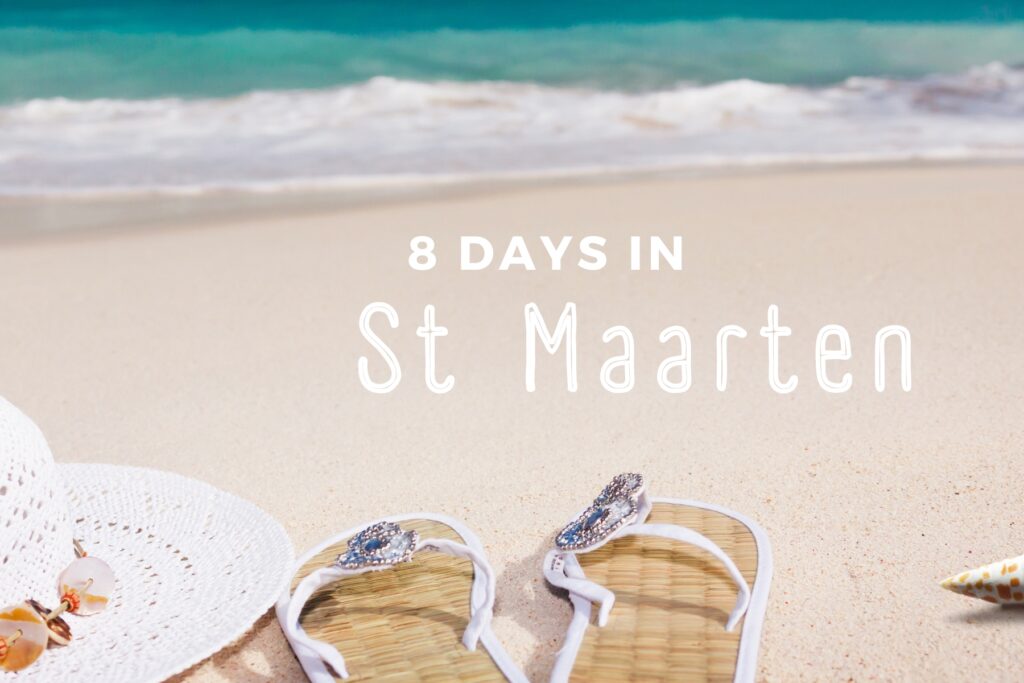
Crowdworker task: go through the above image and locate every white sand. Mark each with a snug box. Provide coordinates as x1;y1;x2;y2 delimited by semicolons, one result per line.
1;164;1022;681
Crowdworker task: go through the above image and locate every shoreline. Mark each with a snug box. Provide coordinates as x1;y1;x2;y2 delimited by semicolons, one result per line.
3;157;1023;242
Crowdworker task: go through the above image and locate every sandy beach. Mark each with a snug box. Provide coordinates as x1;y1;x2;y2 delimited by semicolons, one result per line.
1;163;1022;681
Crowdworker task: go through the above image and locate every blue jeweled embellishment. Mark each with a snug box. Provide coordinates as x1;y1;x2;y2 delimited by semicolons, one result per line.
596;472;644;504
555;473;645;552
337;521;420;569
584;507;606;530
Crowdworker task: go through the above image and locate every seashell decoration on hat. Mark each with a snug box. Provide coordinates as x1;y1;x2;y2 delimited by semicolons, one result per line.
0;396;294;681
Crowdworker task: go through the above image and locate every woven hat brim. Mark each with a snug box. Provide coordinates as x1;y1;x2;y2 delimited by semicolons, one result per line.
11;464;294;683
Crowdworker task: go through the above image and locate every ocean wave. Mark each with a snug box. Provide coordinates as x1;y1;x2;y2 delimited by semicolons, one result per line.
4;19;1024;101
1;63;1023;197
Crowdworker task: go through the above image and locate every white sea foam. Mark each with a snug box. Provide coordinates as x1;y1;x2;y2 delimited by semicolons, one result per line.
1;62;1022;197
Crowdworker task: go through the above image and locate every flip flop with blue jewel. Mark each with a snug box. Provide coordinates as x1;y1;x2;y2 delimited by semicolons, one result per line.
277;513;527;682
543;474;773;682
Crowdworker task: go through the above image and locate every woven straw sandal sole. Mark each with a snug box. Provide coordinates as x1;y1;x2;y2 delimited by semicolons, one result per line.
290;518;507;682
565;498;770;682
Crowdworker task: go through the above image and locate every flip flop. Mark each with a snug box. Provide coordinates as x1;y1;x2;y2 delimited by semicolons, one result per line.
276;513;528;682
543;474;772;682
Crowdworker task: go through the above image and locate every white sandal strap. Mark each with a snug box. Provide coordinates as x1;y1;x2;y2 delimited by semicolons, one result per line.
420;537;496;649
545;481;753;630
283;536;496;679
543;550;616;626
285;565;356;677
546;551;596;683
544;475;753;683
547;522;750;631
617;523;751;631
548;474;751;633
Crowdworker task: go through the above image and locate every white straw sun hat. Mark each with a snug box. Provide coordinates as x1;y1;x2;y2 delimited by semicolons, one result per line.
0;396;294;681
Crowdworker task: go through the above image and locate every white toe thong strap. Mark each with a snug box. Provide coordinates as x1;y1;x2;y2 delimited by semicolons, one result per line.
543;550;616;626
283;537;495;679
548;523;751;632
618;523;751;631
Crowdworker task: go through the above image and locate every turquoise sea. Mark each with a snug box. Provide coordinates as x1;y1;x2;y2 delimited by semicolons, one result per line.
1;2;1023;195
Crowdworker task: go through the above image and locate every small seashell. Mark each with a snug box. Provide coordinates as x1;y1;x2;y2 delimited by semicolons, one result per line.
0;602;48;672
940;553;1024;605
26;599;71;646
58;556;115;615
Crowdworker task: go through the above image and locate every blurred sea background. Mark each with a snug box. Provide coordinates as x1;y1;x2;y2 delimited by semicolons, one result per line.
1;0;1023;196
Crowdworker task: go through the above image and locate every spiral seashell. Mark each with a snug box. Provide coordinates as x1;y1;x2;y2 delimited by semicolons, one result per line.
940;553;1024;604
